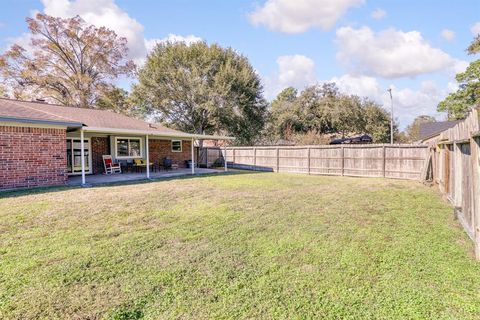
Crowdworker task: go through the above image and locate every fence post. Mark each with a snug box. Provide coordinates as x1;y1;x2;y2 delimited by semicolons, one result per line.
454;143;463;209
470;136;480;260
341;146;345;176
307;147;311;175
382;145;386;178
253;147;257;171
276;147;280;173
233;148;236;165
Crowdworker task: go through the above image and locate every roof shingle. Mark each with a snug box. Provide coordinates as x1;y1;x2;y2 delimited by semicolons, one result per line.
419;120;462;140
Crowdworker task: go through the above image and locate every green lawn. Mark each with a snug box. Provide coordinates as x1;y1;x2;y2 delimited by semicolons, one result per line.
0;172;479;319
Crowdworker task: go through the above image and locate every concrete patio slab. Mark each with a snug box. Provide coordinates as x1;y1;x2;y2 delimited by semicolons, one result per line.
67;168;224;186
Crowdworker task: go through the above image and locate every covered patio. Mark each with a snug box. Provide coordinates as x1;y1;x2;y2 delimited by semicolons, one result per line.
71;126;233;186
68;167;224;186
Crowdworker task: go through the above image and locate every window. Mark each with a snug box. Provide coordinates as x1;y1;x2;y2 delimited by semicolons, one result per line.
171;140;182;152
115;137;143;158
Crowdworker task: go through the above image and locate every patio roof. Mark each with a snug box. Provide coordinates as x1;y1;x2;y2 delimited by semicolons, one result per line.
81;126;234;140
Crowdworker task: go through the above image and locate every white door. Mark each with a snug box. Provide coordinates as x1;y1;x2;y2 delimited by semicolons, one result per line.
67;138;91;175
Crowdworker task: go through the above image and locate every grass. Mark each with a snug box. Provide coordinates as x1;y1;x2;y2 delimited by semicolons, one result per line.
0;172;479;319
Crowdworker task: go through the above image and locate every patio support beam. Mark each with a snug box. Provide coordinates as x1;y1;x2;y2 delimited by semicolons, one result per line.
146;135;150;179
191;138;195;175
80;128;86;185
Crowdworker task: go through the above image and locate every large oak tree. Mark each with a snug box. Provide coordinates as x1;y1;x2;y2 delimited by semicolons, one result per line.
131;41;267;145
0;13;135;107
268;83;396;143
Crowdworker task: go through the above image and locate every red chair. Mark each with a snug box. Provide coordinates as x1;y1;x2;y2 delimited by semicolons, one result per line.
102;155;122;174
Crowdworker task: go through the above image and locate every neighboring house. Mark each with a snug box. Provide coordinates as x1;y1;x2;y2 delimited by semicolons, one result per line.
418;120;462;144
329;134;373;145
0;98;232;190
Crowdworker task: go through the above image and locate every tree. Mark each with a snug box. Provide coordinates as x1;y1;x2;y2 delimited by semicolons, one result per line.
267;83;394;143
96;86;131;114
405;115;436;141
0;84;6;98
0;13;135;107
326;94;363;138
265;87;298;141
467;35;480;54
362;99;396;143
131;41;267;145
437;36;480;119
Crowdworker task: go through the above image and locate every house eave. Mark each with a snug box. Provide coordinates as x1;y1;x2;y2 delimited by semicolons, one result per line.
0;116;83;128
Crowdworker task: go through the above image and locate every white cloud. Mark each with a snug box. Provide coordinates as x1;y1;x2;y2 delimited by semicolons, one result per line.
441;29;455;42
336;26;455;78
331;74;381;98
451;59;468;75
371;8;386;20
264;54;316;99
5;33;33;51
471;22;480;36
6;1;201;67
390;81;450;125
145;34;202;52
263;54;456;127
249;0;364;33
330;74;452;126
41;0;146;60
277;55;316;87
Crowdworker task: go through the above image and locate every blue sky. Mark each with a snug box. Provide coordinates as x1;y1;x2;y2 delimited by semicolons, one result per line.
1;0;479;128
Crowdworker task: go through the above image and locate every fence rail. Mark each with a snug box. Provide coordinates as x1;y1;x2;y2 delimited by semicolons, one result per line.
202;144;429;181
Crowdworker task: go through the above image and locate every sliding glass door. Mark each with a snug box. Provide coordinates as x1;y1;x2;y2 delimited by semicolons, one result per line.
67;138;91;175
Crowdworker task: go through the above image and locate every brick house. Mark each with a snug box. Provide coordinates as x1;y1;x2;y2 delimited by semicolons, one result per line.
0;98;232;190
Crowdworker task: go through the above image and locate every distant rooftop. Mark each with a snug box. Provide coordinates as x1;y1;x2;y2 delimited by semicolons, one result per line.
418;120;462;141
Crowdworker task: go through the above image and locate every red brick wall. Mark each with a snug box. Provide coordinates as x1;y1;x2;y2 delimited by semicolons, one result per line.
91;137;109;174
149;139;192;168
0;126;67;190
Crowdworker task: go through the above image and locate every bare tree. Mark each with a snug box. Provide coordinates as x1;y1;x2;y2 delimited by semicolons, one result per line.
0;13;135;107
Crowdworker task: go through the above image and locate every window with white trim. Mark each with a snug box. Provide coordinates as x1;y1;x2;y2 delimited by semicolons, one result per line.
171;140;182;152
115;137;143;158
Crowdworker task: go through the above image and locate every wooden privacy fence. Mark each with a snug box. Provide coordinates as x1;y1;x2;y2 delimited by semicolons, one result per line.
430;107;480;259
202;144;429;180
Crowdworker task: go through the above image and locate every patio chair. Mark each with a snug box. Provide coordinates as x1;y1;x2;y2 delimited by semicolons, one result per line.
133;158;143;172
163;158;172;171
103;155;121;174
152;160;160;172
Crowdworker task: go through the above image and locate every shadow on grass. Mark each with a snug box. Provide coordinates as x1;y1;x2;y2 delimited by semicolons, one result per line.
0;169;265;199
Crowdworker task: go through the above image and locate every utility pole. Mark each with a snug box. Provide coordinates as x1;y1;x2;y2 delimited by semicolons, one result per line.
387;88;393;144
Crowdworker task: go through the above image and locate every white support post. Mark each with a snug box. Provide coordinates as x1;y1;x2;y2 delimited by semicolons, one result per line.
191;138;195;175
224;145;228;172
80;128;86;185
146;135;150;179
